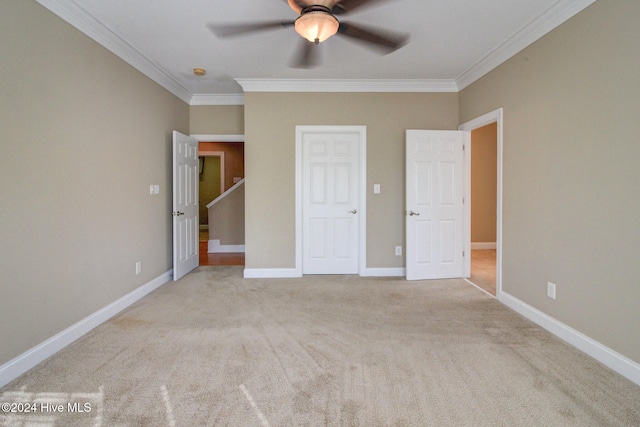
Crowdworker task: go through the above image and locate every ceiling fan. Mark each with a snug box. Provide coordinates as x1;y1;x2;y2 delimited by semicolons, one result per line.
209;0;409;68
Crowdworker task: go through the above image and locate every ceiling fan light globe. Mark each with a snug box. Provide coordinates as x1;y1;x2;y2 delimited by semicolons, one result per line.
295;11;339;43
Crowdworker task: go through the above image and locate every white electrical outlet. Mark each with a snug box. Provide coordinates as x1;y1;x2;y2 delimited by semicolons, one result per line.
395;246;402;256
136;261;142;275
547;282;556;300
374;184;381;194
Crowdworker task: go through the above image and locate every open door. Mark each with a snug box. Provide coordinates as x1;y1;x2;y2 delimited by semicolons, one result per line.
172;131;199;281
406;130;467;280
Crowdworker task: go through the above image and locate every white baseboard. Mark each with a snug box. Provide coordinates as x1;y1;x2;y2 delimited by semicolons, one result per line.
471;242;496;250
244;267;405;279
243;268;301;278
500;291;640;387
208;239;245;253
362;268;406;277
0;270;172;388
243;267;406;278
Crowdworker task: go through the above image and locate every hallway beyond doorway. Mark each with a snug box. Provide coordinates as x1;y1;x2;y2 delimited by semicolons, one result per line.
198;241;244;266
199;230;244;266
469;249;496;296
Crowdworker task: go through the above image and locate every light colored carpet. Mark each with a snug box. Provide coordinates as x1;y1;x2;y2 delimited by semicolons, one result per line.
2;266;639;426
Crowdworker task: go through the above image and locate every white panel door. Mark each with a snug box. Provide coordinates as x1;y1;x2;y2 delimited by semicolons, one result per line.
172;131;199;281
406;130;466;280
302;131;360;274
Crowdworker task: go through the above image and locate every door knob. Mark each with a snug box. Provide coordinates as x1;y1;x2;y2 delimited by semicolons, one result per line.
408;211;420;216
172;211;185;216
349;210;357;214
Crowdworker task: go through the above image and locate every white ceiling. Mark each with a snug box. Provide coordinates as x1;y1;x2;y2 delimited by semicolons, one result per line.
37;0;595;104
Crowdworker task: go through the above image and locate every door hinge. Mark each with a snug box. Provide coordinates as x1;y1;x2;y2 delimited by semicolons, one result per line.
463;250;465;257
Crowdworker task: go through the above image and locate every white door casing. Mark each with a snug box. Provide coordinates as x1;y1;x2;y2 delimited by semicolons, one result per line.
296;126;366;275
172;131;199;281
406;130;467;280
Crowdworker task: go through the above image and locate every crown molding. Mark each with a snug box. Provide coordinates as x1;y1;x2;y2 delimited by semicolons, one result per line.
456;0;597;90
235;79;459;93
36;0;193;104
190;94;245;106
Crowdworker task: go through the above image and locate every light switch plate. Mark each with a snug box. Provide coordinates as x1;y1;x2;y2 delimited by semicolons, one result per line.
547;282;556;299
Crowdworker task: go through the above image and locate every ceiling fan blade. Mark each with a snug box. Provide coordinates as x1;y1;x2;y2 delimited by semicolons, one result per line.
337;21;408;53
290;39;321;68
285;0;337;13
288;0;311;11
332;0;391;15
208;21;295;38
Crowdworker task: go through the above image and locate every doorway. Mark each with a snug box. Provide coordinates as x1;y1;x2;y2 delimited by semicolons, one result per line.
469;123;497;295
198;153;224;241
193;135;245;266
459;109;503;298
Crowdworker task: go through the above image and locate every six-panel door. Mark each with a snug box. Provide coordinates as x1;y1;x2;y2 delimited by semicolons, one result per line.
406;130;465;280
302;131;360;274
172;131;199;281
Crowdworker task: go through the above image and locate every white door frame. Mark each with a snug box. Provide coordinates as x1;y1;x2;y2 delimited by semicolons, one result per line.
191;134;244;143
295;125;367;276
459;108;504;298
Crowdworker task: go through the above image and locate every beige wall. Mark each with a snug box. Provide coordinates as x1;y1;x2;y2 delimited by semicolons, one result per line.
209;183;245;245
471;123;497;243
0;2;189;366
190;105;244;135
244;92;459;269
460;0;640;363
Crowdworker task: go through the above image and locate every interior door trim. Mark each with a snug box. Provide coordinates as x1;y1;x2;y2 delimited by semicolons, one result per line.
295;125;367;276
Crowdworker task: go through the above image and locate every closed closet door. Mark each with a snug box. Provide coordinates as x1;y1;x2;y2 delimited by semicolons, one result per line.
301;129;361;274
